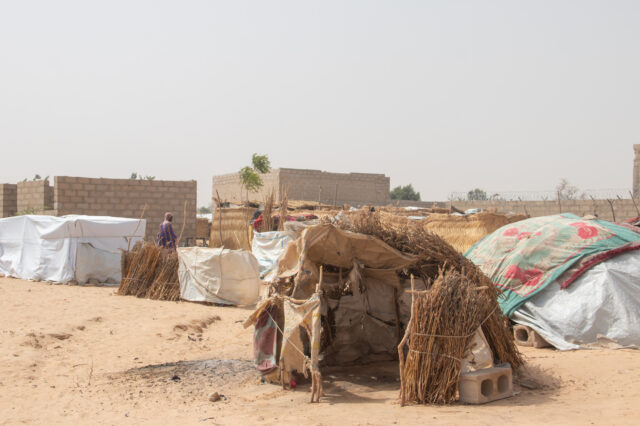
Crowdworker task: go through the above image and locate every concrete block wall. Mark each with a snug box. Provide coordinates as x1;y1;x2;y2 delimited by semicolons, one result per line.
54;176;197;242
279;168;390;206
17;180;53;213
0;184;17;217
212;168;390;207
212;170;281;204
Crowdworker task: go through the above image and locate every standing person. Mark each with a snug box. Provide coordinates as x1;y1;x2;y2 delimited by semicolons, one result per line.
157;212;177;249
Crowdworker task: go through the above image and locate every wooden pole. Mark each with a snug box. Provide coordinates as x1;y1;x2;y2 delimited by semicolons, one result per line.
629;191;640;216
215;190;224;247
393;287;401;346
606;199;616;222
557;191;562;214
128;204;147;251
176;200;188;247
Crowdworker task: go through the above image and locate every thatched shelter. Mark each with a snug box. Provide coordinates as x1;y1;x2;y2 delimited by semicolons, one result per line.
420;212;526;253
244;212;521;404
209;207;256;250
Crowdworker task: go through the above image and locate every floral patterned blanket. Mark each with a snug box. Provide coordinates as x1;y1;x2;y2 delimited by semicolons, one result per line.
465;214;640;317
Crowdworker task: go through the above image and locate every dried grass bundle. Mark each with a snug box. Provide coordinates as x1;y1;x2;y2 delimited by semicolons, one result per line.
209;207;256;250
261;190;276;232
278;188;289;231
328;210;522;370
118;242;180;301
400;270;493;404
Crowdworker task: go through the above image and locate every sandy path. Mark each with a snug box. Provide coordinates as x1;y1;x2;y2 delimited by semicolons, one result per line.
0;277;638;425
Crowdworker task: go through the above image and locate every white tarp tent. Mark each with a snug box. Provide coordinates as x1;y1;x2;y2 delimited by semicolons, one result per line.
178;247;261;305
0;215;145;284
251;230;295;281
512;250;640;350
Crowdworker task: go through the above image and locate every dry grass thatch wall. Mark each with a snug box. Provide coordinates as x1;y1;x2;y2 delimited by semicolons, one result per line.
209;207;256;250
118;243;180;301
420;212;523;253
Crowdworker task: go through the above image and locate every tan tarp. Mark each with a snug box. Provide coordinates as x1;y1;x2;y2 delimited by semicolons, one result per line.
280;295;321;387
276;224;416;299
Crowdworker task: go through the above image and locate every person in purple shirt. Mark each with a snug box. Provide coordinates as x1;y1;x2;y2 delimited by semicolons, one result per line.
157;212;177;249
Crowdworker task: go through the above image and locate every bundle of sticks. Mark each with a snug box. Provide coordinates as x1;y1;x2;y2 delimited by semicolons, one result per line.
118;242;180;301
399;270;494;404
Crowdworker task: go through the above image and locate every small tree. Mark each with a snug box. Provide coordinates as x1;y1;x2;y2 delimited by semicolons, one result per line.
239;153;271;196
390;184;421;201
556;178;581;200
198;205;212;214
467;188;488;201
129;172;155;181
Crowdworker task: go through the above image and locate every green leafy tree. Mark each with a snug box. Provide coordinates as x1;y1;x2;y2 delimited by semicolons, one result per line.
239;153;271;194
129;172;155;180
251;153;271;174
467;188;488;201
390;184;421;201
198;205;212;214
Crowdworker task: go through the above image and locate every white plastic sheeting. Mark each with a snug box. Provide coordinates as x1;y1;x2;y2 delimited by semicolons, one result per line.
75;243;122;285
512;250;640;350
178;247;261;305
0;215;145;283
251;231;295;281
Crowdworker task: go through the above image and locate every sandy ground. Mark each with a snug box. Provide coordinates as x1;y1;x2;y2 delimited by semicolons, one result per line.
1;277;639;425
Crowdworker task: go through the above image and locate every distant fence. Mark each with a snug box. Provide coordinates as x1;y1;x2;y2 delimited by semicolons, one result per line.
450;188;632;202
446;199;639;222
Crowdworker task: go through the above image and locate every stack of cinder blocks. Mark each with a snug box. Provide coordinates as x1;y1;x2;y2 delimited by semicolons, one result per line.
459;364;513;404
513;324;551;348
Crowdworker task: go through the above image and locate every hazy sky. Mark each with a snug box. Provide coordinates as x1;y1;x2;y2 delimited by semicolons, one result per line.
1;1;638;206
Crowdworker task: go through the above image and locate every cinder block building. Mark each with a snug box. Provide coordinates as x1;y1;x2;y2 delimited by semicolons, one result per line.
0;177;197;242
54;177;197;242
0;184;17;217
212;168;391;207
17;180;54;213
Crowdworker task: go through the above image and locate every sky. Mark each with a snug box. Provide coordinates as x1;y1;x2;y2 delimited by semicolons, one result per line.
1;1;639;206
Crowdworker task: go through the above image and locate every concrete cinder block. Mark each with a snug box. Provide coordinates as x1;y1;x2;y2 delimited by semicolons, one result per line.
458;365;513;405
513;324;551;348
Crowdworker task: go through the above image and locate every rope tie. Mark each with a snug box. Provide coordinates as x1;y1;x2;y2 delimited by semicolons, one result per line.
407;349;462;362
410;304;499;338
266;310;309;361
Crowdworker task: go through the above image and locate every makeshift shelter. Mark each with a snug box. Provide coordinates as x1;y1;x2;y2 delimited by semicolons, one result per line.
466;213;640;349
209;207;256;250
0;215;145;284
178;247;261;305
251;230;296;281
245;213;521;404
